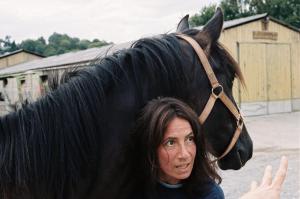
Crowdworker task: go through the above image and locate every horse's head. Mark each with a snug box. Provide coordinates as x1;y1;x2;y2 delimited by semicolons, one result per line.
175;8;252;170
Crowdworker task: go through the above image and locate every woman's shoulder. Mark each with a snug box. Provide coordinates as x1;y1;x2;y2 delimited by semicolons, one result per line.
198;180;224;199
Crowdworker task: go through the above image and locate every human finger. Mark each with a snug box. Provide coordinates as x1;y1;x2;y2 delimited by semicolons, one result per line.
261;165;272;186
250;181;258;191
272;156;288;188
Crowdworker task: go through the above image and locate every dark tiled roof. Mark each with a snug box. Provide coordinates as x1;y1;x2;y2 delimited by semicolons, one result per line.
0;42;133;76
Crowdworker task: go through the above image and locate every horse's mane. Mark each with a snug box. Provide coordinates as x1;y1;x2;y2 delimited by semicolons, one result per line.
0;34;190;198
0;33;241;198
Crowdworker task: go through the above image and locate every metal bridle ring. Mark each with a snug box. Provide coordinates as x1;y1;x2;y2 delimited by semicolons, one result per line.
212;85;223;99
237;116;243;129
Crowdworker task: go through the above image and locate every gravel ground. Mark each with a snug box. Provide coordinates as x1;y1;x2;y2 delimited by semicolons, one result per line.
219;112;300;199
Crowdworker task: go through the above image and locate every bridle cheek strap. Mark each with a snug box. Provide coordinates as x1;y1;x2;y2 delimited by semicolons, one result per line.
176;34;244;162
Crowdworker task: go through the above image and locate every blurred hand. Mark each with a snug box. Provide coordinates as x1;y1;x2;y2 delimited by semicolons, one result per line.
240;156;288;199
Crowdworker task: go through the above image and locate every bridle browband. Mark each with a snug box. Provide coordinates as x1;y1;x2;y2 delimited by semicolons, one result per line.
176;34;244;162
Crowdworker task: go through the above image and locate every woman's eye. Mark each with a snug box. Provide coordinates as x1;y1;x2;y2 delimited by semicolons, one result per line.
187;136;194;142
165;140;175;146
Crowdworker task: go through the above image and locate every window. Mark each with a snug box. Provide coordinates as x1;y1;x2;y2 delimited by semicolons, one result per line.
262;18;269;31
40;75;49;95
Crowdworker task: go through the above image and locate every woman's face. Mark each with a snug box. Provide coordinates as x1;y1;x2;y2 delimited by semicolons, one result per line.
157;117;196;184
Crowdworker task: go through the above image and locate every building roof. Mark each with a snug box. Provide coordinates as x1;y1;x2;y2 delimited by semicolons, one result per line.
0;42;133;77
195;13;300;33
223;13;268;29
0;49;45;59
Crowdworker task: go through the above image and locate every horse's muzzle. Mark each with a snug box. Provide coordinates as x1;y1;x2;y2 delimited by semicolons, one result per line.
217;133;253;170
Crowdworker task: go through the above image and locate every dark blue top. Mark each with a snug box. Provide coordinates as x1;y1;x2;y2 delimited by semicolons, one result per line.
156;180;224;199
131;180;224;199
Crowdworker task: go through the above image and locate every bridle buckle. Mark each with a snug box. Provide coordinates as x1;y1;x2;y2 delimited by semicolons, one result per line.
237;115;244;130
212;84;223;99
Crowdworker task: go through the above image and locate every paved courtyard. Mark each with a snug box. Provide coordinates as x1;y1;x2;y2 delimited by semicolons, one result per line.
220;112;300;199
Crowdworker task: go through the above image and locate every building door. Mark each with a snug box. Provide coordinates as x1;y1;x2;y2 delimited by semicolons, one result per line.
238;43;268;115
238;43;291;116
266;44;291;114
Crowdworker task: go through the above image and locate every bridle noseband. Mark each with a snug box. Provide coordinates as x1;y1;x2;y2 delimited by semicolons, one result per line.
176;34;244;162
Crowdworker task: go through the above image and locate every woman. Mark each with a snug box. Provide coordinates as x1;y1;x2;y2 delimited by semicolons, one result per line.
130;97;224;199
128;97;288;199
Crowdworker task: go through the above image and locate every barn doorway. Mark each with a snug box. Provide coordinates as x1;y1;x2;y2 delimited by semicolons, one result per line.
238;42;292;116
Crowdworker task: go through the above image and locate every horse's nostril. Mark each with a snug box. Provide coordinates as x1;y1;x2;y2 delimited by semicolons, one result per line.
237;149;246;166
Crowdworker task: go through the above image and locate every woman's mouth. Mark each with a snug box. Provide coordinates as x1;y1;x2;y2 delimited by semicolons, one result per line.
175;163;189;169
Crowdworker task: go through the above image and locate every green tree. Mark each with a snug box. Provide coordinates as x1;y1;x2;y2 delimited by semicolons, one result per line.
220;0;252;20
189;0;253;27
9;41;19;52
189;0;300;28
249;0;300;28
70;37;80;49
37;37;46;45
78;39;90;50
43;44;57;56
88;41;110;48
0;36;20;54
189;4;217;27
19;38;46;55
35;38;47;55
48;33;66;46
20;39;37;52
60;39;72;50
1;33;111;57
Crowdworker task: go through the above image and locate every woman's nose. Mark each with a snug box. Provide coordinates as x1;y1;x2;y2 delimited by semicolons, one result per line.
178;144;190;159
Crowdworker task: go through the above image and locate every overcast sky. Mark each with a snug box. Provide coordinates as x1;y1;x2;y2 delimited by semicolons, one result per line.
1;0;220;44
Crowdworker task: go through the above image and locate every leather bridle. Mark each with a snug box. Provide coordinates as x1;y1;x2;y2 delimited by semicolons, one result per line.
176;34;244;162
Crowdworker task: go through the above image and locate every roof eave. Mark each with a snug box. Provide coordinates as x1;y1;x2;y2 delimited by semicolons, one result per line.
223;13;268;30
269;16;300;33
0;49;45;59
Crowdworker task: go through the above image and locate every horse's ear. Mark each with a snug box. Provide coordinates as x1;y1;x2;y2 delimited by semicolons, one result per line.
176;14;190;32
197;7;223;54
202;7;223;42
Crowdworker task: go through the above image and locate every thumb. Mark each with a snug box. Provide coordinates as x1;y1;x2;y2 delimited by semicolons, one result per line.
250;181;258;191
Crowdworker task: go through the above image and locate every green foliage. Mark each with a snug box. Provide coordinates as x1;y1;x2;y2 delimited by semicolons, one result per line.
44;45;57;57
20;39;41;53
189;0;300;29
0;36;19;54
190;4;217;27
220;0;241;20
249;0;300;28
0;33;111;57
220;0;252;20
78;39;91;50
88;41;108;48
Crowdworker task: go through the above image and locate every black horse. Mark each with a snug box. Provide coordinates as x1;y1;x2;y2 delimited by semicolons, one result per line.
0;8;252;199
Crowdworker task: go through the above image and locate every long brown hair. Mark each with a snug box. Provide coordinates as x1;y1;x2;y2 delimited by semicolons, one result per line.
132;97;221;197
